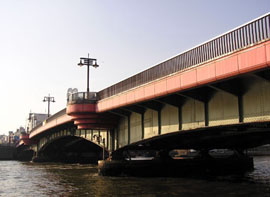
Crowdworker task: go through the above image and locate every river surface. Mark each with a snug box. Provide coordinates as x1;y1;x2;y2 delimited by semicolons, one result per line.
0;156;270;196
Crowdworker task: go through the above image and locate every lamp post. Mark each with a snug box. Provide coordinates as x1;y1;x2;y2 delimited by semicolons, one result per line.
43;94;55;117
77;53;99;93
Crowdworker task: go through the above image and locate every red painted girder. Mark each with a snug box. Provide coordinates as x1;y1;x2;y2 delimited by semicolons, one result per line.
96;40;270;113
77;123;117;129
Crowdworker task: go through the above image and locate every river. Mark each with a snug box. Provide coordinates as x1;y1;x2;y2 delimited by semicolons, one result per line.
0;156;270;196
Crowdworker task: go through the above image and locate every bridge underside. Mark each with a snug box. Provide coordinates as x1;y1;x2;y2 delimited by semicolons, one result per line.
112;67;270;152
114;121;270;154
36;136;107;164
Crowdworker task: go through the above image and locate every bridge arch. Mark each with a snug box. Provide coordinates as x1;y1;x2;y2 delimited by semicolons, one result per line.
35;135;109;164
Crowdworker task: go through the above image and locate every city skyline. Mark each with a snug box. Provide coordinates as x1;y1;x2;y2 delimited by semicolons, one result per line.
0;0;269;134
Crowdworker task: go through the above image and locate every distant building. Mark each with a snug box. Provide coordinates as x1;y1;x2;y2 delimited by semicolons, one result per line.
15;127;24;136
0;135;8;144
8;131;14;144
27;113;48;133
14;127;25;145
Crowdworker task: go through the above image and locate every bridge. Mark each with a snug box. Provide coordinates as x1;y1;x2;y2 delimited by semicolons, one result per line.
19;13;270;174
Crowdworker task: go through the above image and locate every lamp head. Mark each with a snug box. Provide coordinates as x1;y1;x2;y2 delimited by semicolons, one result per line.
78;59;83;67
93;61;99;68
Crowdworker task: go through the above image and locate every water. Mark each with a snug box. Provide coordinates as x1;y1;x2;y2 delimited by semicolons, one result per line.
0;157;270;196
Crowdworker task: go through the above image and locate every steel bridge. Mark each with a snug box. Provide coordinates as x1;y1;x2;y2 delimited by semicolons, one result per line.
19;13;270;165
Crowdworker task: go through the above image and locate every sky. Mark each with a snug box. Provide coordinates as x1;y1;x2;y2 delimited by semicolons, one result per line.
0;0;269;134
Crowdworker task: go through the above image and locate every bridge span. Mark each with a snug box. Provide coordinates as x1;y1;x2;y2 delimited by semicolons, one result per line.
19;13;270;174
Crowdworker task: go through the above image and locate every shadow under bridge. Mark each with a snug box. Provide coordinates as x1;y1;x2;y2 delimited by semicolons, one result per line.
112;122;270;160
37;135;109;164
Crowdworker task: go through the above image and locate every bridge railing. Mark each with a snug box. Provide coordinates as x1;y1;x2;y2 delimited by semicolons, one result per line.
29;108;67;134
98;13;270;99
46;108;67;122
67;92;98;104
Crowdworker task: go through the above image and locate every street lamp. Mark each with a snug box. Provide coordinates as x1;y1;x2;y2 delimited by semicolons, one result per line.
43;94;55;117
77;53;99;93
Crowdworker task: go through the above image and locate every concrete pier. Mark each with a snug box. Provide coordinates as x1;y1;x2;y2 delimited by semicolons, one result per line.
98;155;254;177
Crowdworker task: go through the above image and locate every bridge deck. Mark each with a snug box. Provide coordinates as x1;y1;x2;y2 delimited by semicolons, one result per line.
30;13;270;140
96;40;270;112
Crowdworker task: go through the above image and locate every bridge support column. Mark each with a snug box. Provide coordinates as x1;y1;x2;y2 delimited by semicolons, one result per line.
178;106;182;130
139;101;163;136
209;78;249;124
179;87;215;128
98;130;101;145
110;109;131;147
157;94;186;131
204;102;209;126
91;130;93;141
106;130;108;149
128;115;131;145
238;95;244;123
141;112;145;139
158;109;161;135
110;129;115;152
116;128;119;149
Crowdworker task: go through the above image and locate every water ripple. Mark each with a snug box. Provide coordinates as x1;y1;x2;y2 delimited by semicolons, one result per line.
0;157;270;196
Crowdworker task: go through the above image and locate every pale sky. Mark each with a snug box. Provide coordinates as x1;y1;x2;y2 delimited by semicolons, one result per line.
0;0;269;134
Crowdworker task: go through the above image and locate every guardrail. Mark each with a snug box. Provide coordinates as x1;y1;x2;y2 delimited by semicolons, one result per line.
98;13;270;99
67;92;98;104
46;108;67;122
29;108;67;134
